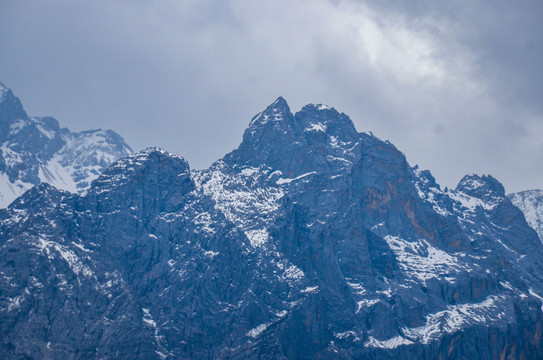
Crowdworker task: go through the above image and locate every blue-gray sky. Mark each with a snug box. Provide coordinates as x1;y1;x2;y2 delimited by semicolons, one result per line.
0;0;542;193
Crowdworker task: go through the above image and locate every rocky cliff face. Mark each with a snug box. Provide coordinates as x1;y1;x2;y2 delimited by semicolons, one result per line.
0;82;132;207
1;98;543;359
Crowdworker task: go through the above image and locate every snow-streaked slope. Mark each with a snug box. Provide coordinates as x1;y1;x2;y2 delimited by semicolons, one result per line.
1;97;543;359
509;189;543;242
0;82;132;207
45;129;133;192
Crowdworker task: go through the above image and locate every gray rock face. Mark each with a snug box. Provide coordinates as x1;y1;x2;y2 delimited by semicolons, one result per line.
1;98;543;359
0;82;133;207
509;189;543;242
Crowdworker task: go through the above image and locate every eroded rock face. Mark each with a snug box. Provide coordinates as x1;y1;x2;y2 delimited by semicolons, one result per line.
1;98;543;359
0;82;132;207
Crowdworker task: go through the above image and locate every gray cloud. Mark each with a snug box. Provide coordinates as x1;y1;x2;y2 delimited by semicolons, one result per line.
0;0;542;192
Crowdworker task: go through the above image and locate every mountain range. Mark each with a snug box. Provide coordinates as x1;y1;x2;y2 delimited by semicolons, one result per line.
1;87;543;359
0;82;132;207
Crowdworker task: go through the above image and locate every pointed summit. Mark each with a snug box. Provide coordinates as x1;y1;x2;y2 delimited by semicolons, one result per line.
224;97;297;167
248;96;293;128
224;97;363;175
270;96;289;110
0;82;27;116
0;82;28;137
0;81;10;98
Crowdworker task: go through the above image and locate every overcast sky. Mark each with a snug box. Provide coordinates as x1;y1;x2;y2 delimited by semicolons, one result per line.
0;0;542;193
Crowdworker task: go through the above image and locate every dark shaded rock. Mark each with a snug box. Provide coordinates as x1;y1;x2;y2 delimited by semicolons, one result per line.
1;97;543;359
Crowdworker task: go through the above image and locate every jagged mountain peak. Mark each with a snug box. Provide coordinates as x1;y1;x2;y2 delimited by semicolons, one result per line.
269;95;289;111
0;82;9;98
0;83;28;131
3;94;543;359
456;173;506;198
246;97;357;137
0;81;14;101
0;81;133;207
248;96;293;129
226;97;362;174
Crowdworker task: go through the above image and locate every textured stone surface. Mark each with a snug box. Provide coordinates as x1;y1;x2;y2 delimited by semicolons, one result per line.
1;97;543;359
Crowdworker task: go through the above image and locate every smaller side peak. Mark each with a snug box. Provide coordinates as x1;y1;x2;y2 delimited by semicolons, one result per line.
509;189;543;197
89;147;192;193
413;165;439;188
9;183;67;210
138;146;171;155
76;128;132;149
87;147;189;184
295;102;358;141
118;147;188;167
86;146;194;213
456;173;505;198
34;116;61;132
299;103;338;114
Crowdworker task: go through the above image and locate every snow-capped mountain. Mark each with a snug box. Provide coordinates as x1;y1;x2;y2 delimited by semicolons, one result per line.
509;189;543;242
1;97;543;359
0;82;132;207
